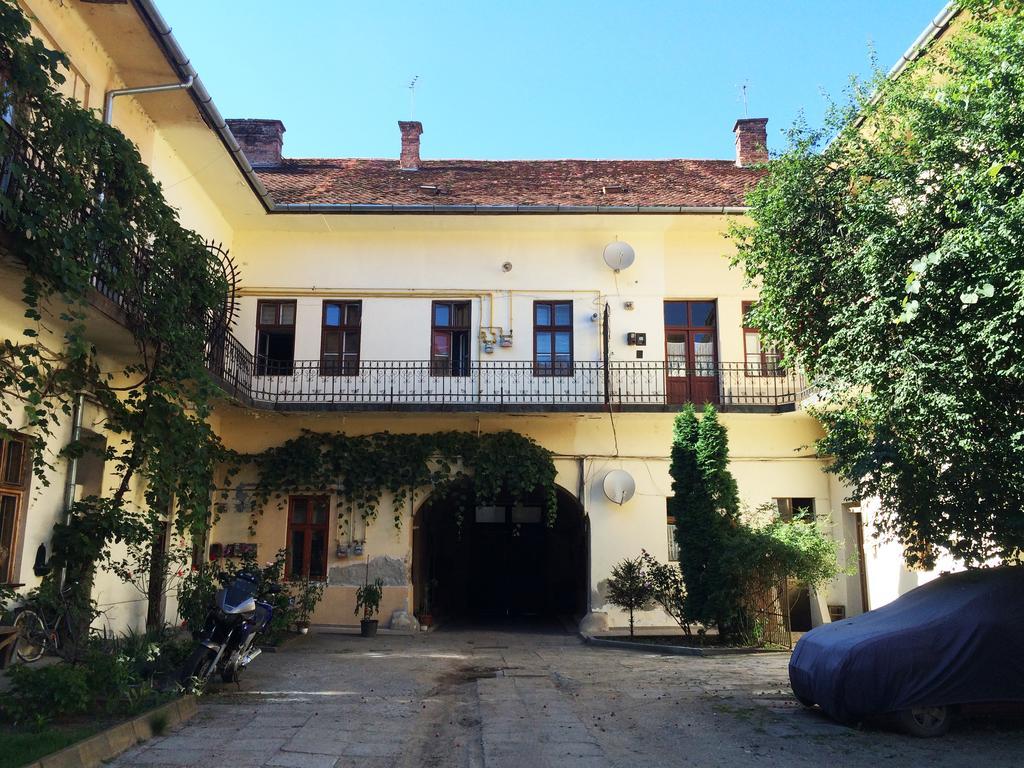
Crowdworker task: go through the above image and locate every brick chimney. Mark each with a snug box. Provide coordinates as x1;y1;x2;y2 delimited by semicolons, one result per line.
733;118;768;167
399;121;423;171
226;119;286;167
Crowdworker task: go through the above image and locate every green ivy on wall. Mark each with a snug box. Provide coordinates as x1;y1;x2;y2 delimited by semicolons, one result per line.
0;1;230;593
232;430;558;534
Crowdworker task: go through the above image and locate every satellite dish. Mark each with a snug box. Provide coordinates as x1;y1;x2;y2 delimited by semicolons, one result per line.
603;469;636;505
603;241;635;272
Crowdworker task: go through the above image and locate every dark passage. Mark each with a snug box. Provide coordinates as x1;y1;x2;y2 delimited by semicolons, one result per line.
413;485;587;624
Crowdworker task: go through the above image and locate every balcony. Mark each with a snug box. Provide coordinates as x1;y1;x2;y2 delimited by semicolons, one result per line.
205;331;810;413
1;121;232;332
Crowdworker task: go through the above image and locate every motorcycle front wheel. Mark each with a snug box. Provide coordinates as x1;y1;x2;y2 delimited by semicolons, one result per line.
178;646;217;688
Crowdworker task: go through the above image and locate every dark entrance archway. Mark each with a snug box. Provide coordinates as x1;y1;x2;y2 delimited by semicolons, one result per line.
412;484;587;624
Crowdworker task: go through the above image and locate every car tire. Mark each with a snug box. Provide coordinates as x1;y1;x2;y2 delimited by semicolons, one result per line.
794;693;815;708
895;706;952;737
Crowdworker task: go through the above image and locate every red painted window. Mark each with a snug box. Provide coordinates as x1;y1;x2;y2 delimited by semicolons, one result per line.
286;496;329;581
256;300;296;376
0;434;27;584
742;301;782;376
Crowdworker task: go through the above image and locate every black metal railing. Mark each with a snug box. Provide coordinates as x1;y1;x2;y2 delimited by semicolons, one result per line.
205;323;254;401
202;342;810;411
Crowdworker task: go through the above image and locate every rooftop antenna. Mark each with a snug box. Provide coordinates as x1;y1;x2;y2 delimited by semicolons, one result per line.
737;80;750;118
408;75;419;119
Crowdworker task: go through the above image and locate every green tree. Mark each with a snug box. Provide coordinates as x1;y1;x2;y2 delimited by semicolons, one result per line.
604;556;653;637
0;0;230;620
671;406;842;644
731;3;1024;568
671;404;745;637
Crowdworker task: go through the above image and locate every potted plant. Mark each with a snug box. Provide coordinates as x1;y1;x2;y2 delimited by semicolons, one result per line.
355;577;384;637
294;578;325;634
418;578;437;628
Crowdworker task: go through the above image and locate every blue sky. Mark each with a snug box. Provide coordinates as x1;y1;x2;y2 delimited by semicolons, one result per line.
157;0;944;161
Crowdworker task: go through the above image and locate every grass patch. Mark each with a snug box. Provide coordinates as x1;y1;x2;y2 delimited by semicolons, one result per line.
0;723;104;768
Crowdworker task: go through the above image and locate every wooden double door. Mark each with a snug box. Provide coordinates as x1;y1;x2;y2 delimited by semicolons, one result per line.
664;300;719;406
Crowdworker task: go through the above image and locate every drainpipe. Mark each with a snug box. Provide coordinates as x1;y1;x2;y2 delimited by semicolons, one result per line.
66;80;186;589
602;302;611;406
103;76;194;125
57;393;85;590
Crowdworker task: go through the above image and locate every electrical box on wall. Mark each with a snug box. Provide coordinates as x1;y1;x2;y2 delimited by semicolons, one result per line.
626;332;647;346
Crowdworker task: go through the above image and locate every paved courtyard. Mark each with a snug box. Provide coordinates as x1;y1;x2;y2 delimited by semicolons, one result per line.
113;626;1024;767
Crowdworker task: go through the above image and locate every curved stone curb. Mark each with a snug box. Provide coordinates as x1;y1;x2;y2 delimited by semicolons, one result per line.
24;695;198;768
583;635;790;657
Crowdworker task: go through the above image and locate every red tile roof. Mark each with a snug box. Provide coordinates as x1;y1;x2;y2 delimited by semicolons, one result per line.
253;158;762;209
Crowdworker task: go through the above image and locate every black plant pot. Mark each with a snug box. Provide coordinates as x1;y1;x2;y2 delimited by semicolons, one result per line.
360;618;378;637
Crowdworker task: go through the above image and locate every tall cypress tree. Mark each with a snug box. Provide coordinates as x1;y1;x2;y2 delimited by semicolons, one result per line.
672;404;744;638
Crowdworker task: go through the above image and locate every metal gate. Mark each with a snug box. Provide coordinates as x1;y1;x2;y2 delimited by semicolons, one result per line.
748;578;792;649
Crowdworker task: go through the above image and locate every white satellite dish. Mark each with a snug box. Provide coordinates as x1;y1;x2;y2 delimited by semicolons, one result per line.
603;469;636;505
603;241;635;272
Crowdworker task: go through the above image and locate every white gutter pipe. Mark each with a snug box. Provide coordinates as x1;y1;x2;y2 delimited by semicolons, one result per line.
887;2;960;80
103;76;194;125
840;2;961;139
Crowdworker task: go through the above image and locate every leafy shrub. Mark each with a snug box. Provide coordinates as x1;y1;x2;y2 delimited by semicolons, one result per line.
3;663;91;723
293;578;326;624
2;624;194;723
671;405;842;644
639;551;688;634
177;564;219;633
355;579;384;620
604;556;653;636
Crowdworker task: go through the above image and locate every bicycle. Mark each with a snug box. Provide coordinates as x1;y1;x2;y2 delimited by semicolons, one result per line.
12;582;90;663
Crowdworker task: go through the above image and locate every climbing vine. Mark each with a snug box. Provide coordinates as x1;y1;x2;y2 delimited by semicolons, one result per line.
0;2;229;593
233;430;558;534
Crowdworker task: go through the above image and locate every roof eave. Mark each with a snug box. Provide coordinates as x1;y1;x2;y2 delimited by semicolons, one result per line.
264;203;750;215
131;0;756;217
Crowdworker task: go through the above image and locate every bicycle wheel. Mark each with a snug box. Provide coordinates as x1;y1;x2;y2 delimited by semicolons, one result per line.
13;608;47;663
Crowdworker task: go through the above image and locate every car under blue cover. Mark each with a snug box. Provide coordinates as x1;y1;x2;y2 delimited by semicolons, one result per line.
789;566;1024;727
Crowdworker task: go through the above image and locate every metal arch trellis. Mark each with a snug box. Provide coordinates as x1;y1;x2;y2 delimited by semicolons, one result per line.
205;240;239;331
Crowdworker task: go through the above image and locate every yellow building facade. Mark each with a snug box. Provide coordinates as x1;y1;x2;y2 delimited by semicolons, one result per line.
0;0;955;634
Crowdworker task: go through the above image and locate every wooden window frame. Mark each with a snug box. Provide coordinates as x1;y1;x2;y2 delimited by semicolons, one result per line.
777;497;815;522
742;301;783;377
664;300;719;374
285;495;330;582
255;299;297;376
0;434;28;585
320;300;362;377
430;300;471;377
533;300;574;377
666;507;680;563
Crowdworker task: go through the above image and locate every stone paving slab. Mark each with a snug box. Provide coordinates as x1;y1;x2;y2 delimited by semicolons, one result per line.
108;627;1024;768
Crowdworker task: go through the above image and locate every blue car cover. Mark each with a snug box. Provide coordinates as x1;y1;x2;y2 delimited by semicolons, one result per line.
789;566;1024;722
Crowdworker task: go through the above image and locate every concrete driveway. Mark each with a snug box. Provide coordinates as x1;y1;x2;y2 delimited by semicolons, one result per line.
112;626;1024;767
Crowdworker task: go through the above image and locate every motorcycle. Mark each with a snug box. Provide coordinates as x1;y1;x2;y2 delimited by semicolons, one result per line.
177;570;281;686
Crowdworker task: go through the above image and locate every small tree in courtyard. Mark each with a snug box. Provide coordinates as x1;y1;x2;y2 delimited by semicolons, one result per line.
640;550;688;635
605;556;653;636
